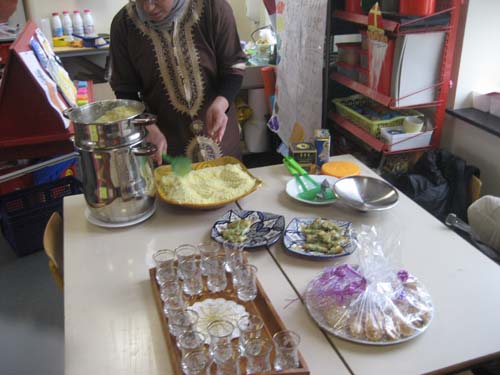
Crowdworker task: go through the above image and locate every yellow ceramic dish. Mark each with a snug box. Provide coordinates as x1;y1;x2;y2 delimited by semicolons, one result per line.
154;156;263;209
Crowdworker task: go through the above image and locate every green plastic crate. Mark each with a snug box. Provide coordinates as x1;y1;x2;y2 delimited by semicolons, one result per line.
332;94;424;138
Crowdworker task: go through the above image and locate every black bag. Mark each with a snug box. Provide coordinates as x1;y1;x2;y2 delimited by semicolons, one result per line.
393;150;480;222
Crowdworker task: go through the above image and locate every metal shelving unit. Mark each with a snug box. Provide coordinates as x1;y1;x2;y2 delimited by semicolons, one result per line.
326;0;462;157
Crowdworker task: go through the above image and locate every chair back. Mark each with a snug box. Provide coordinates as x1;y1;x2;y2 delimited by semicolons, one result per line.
43;211;63;288
470;175;482;203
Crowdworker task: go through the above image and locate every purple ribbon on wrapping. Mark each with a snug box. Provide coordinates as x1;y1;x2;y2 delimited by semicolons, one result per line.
314;264;367;303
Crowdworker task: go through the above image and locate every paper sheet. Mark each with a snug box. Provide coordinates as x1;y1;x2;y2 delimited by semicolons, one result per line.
268;0;328;145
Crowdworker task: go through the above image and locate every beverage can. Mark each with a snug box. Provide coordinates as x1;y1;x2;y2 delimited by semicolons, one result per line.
314;129;331;169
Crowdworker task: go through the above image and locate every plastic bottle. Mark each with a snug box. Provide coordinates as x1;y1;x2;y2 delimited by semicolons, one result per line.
83;9;95;37
62;11;73;36
72;10;84;36
51;12;63;37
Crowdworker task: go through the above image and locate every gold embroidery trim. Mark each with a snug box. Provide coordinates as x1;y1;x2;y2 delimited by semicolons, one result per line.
126;0;205;118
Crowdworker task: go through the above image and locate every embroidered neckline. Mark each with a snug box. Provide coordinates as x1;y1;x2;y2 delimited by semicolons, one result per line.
127;0;205;118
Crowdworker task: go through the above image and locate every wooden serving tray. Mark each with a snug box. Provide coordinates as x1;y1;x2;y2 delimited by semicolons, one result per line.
150;267;309;375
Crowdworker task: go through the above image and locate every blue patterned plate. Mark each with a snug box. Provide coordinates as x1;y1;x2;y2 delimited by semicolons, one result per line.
211;210;285;249
283;217;355;259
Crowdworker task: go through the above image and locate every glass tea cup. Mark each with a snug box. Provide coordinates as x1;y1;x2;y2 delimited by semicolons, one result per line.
222;240;244;273
244;337;272;374
212;342;241;375
207;319;234;357
168;308;199;337
237;314;264;353
181;348;211;375
175;244;199;279
272;330;301;371
178;257;203;296
198;241;223;276
153;249;176;278
235;264;258;302
176;330;207;357
205;254;228;293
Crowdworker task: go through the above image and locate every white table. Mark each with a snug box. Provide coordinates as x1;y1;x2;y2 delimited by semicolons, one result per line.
64;198;349;375
238;154;500;375
64;154;500;375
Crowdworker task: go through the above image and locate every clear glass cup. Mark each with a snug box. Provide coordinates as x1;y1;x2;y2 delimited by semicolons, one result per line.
176;330;207;357
235;264;258;302
160;278;181;302
168;308;199;337
272;330;301;371
237;314;264;353
153;249;176;275
178;258;203;296
181;348;211;375
162;288;186;318
175;244;199;279
156;264;178;285
244;337;272;374
212;342;241;375
198;241;223;276
206;254;227;293
207;320;234;357
222;240;244;273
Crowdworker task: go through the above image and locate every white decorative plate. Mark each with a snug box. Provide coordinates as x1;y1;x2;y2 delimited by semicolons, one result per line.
189;298;247;343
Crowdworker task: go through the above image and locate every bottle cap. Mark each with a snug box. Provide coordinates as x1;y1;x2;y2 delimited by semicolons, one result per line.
84;9;90;13
321;161;361;178
52;12;59;16
62;10;69;14
73;10;80;13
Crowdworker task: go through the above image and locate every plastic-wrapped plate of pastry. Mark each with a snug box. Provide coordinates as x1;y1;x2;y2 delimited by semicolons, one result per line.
304;264;434;345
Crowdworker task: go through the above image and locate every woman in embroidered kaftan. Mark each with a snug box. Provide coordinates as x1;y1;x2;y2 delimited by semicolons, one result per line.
110;0;246;162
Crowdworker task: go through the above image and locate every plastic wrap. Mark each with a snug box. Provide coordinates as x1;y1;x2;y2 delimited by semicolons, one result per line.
304;226;433;345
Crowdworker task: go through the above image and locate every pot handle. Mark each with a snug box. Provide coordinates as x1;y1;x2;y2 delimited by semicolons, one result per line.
131;142;157;156
130;113;157;126
62;107;76;119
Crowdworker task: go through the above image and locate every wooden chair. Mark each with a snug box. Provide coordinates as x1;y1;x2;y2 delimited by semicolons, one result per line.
470;175;482;203
43;212;64;289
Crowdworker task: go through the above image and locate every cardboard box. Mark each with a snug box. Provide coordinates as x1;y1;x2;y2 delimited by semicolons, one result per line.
380;126;433;152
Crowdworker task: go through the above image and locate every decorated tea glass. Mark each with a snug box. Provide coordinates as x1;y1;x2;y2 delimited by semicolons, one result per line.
244;337;272;374
237;314;264;353
272;330;301;371
235;264;258;302
181;348;211;375
222;240;244;273
205;254;228;293
198;241;223;276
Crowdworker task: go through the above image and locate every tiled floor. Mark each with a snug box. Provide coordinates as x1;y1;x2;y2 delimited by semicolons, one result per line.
0;233;64;375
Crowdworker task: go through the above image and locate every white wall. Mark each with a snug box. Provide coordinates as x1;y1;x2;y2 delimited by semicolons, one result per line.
441;114;500;197
453;0;500;108
23;0;268;40
440;0;500;198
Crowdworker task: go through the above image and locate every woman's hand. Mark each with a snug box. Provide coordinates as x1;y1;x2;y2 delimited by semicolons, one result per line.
145;124;167;164
205;96;229;143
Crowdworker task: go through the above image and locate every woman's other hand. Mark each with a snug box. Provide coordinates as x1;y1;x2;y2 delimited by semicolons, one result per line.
205;96;229;143
145;124;167;164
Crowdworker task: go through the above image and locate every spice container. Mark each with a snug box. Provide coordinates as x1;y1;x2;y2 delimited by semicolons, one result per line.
289;142;316;174
314;129;331;170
